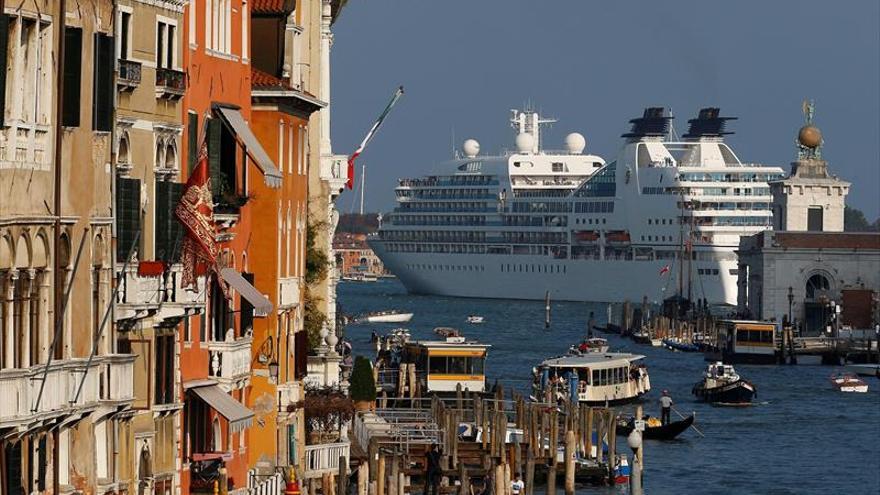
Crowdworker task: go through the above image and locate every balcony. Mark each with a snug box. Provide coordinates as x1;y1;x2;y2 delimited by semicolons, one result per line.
116;265;204;322
117;59;142;90
0;358;105;431
302;442;350;479
99;354;136;406
207;336;253;388
320;154;349;196
155;67;185;100
278;276;301;309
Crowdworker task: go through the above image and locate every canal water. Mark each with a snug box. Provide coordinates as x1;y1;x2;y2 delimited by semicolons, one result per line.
339;278;880;495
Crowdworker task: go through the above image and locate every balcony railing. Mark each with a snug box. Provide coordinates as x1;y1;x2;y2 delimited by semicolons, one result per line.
302;442;350;479
100;354;136;404
278;277;301;309
116;265;204;318
0;358;108;427
117;59;142;90
155;67;186;99
207;336;253;385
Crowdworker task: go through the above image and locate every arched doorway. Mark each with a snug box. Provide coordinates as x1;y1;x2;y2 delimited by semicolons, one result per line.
803;273;832;335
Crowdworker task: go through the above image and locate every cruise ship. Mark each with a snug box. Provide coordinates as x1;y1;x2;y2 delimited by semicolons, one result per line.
369;108;785;305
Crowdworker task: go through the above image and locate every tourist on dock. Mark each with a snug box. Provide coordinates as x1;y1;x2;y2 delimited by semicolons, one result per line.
424;443;442;495
659;390;673;425
511;472;525;495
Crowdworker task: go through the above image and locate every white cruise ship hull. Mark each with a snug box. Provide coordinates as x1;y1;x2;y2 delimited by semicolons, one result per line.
371;243;738;305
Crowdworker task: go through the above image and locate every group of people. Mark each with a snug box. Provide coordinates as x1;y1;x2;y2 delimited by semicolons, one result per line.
424;444;525;495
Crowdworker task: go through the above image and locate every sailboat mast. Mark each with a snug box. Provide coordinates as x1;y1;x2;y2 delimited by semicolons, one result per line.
359;164;366;215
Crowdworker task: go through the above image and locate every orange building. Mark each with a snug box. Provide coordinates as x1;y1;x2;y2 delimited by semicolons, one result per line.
246;0;326;477
180;0;283;492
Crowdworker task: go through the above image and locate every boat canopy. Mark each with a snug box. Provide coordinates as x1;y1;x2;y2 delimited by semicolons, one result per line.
540;353;644;371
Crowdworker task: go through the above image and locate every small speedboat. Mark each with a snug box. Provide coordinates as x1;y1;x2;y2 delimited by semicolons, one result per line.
466;315;485;324
361;310;414;323
570;337;610;355
692;362;756;405
830;373;868;393
631;330;653;345
616;414;695;441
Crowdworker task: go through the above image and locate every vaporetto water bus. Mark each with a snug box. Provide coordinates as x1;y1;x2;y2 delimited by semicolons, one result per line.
370;107;785;305
532;352;650;406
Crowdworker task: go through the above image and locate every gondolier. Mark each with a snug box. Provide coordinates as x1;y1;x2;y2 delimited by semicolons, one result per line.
659;390;673;425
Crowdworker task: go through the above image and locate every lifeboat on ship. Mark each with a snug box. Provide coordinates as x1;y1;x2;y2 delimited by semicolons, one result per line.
574;230;600;243
605;231;631;244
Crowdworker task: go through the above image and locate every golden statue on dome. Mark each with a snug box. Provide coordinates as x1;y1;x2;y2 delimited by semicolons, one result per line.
797;99;823;159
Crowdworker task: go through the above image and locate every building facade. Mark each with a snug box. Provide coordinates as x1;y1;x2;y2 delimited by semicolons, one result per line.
1;0;137;493
737;107;880;334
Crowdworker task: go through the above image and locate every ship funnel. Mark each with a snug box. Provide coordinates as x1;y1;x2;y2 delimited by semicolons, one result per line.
683;107;737;140
621;107;672;140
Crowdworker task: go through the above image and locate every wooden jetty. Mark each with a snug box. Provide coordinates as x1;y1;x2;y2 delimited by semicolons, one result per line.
350;386;628;495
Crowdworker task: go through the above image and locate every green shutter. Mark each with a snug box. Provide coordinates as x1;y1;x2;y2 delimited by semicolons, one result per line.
187;113;199;176
154;181;170;260
167;182;185;262
115;177;141;262
62;27;83;127
207;117;223;200
0;16;9;127
92;33;114;131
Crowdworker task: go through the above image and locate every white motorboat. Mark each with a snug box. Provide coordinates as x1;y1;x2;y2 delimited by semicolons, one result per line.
362;311;414;323
466;315;485;324
830;373;868;393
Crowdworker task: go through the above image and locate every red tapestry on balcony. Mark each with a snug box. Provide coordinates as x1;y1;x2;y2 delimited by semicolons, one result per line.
174;140;218;289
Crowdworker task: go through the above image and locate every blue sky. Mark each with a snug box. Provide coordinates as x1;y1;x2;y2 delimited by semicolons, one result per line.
330;1;880;217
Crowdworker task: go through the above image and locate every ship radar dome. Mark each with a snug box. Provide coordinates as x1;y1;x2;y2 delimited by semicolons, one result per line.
564;132;586;154
462;139;480;158
515;132;535;153
798;125;822;149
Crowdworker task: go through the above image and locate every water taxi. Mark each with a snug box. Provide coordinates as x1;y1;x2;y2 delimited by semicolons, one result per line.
830;373;868;393
375;328;491;395
704;320;777;364
692;362;756;405
361;310;414;323
532;353;650;406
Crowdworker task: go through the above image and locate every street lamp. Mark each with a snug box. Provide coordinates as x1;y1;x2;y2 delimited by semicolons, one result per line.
787;286;794;326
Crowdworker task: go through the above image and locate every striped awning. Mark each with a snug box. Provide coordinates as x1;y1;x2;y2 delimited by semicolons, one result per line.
219;267;272;316
190;384;254;433
214;105;282;187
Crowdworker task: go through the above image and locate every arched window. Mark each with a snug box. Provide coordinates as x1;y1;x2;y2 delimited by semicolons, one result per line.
805;274;830;300
164;142;177;170
118;131;131;166
155;139;166;170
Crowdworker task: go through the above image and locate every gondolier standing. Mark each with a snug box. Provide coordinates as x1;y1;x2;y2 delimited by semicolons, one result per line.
660;390;673;425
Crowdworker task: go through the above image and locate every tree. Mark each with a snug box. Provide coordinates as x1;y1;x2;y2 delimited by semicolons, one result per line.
844;206;880;232
349;356;377;403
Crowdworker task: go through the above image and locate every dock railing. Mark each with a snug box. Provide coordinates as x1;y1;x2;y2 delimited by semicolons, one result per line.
302;442;350;479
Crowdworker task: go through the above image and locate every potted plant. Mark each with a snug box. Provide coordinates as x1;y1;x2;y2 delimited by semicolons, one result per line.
349;355;377;411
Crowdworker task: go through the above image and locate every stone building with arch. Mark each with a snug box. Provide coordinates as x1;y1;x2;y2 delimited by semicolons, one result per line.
737;108;880;335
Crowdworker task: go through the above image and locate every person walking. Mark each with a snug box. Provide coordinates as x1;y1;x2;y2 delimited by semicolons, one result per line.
424;443;442;495
659;390;673;425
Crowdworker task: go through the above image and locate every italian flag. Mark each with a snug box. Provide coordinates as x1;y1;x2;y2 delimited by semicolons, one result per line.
347;86;405;189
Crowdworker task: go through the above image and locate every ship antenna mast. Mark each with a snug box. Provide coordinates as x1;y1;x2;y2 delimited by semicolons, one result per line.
510;108;557;154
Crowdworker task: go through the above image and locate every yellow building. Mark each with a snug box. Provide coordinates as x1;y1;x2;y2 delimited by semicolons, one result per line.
1;0;135;493
113;0;192;494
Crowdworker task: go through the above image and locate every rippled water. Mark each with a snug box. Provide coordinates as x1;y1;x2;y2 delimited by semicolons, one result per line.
339;278;880;495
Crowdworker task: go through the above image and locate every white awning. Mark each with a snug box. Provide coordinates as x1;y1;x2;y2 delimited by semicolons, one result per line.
219;268;273;315
215;106;282;188
190;384;254;433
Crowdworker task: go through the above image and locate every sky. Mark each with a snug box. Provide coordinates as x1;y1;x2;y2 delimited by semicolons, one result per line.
329;1;880;218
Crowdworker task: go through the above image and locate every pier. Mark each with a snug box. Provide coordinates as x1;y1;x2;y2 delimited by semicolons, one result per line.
349;386;627;495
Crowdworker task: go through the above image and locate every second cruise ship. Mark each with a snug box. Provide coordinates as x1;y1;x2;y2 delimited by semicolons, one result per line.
369;108;785;305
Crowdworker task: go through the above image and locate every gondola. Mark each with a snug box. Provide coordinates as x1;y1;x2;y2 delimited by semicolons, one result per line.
616;414;694;441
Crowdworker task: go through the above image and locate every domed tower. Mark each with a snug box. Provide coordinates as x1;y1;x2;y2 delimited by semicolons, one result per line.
769;100;850;232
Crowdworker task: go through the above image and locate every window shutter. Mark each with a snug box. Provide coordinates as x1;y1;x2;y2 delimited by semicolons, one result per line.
240;272;255;333
92;33;114;131
62;27;83;127
168;182;185;262
207;117;223;200
188;113;199;176
115;177;141;262
154;181;170;261
0;16;9;127
294;330;307;379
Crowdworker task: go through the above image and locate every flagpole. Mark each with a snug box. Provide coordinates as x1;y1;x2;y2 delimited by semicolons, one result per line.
346;86;404;190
